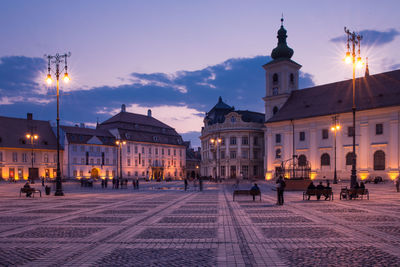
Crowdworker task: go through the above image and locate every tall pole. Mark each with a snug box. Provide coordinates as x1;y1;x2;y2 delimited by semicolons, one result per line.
332;116;338;184
119;144;123;181
345;27;362;188
46;53;70;196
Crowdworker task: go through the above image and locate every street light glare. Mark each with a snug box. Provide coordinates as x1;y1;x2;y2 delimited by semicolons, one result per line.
46;74;53;84
34;135;38;139
26;134;31;139
63;73;70;83
356;59;363;69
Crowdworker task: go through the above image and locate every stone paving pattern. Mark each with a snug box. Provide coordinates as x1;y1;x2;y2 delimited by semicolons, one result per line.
0;180;400;266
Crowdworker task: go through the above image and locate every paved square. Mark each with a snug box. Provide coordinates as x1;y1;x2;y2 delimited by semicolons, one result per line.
0;180;400;266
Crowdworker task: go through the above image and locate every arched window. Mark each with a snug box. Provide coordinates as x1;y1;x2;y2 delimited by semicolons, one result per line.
290;73;294;84
321;153;330;166
275;149;281;159
230;116;235;123
273;73;279;84
273;106;279;115
346;152;356;166
374;150;385;170
298;154;307;166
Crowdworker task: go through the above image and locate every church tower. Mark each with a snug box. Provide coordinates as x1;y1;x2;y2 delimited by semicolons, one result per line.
263;18;302;121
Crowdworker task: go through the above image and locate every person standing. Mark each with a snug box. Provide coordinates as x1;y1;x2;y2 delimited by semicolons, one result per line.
105;178;108;188
250;183;260;201
184;178;188;191
395;177;400;192
276;176;286;205
199;177;203;192
136;179;139;190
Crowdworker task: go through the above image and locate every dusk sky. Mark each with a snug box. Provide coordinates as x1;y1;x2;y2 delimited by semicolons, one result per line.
1;0;399;147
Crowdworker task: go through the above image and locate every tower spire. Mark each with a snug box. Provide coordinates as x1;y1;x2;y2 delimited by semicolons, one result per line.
365;57;370;77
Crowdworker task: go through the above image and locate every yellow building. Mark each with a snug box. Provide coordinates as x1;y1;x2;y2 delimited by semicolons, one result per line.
0;113;60;181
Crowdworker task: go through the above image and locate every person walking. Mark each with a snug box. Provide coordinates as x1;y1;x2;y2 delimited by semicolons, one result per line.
184;178;188;191
101;179;105;189
41;177;45;187
250;183;260;201
276;176;286;205
395;177;400;192
199;177;203;192
136;179;139;190
105;178;108;188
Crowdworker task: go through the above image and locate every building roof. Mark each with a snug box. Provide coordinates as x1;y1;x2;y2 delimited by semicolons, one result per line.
0;115;58;150
98;109;184;146
61;125;116;146
267;69;400;123
205;97;264;125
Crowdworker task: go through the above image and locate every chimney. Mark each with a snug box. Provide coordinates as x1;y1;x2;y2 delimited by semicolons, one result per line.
121;104;126;112
80;123;85;128
27;113;33;120
147;109;152;117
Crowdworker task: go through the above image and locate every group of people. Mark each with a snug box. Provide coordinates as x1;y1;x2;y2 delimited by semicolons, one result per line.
307;181;332;200
249;175;286;205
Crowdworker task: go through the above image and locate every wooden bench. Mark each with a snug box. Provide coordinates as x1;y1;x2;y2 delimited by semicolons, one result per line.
233;190;261;201
303;189;333;201
19;187;42;198
340;188;369;200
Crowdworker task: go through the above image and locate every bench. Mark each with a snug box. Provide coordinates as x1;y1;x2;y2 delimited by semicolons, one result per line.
233;190;261;201
20;187;42;198
340;188;369;200
303;189;333;201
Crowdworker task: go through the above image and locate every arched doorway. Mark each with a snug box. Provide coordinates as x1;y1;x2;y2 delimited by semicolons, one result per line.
91;168;99;179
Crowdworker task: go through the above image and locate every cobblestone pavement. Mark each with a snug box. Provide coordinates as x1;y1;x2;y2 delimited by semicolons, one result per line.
0;180;400;266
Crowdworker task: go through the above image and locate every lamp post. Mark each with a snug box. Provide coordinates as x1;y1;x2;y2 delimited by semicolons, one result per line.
210;137;222;182
115;140;126;181
26;133;38;183
330;116;341;184
45;52;71;196
344;27;363;188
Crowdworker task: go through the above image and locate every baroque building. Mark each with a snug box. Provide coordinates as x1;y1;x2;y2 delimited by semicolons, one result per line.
200;97;264;179
263;20;400;182
98;105;186;180
0;113;59;181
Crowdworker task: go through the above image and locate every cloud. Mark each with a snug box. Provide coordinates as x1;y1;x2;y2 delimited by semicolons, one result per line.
0;55;315;147
330;29;399;46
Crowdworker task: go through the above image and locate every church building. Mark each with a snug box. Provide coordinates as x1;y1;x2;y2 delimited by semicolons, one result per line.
263;20;400;182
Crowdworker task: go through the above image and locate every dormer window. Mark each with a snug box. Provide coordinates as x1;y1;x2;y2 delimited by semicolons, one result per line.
273;87;278;96
290;73;294;84
231;116;235;123
153;136;160;142
273;73;279;84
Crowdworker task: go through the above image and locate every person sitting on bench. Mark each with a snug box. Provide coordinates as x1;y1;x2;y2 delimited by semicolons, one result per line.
324;181;331;200
316;182;325;200
250;183;260;201
307;182;316;200
23;181;32;197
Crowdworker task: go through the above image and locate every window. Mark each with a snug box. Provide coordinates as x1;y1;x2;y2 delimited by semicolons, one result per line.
155;148;158;155
162;148;164;155
127;158;131;166
373;150;385;170
376;123;383;135
230;151;236;159
346;152;356;166
72;145;77;152
73;170;77;177
220;150;225;159
148;147;151;154
272;87;279;96
230;116;235;123
298;154;307;166
18;168;23;179
174;149;176;156
80;170;83;177
273;106;279;115
127;145;131;153
241;165;248;177
322;129;329;139
106;170;109;177
220;166;226;177
321;153;330;166
275;134;281;143
22;153;27;163
230;137;236;145
142;147;145;154
135;159;138;166
348;126;355;137
168;149;170;155
44;153;49;163
148;159;152;166
253;137;259;146
273;73;279;84
253;150;258;159
0;151;2;161
253;165;258;176
221;138;225;146
275;149;281;159
299;131;305;141
242;136;248;145
242;150;248;159
12;152;18;162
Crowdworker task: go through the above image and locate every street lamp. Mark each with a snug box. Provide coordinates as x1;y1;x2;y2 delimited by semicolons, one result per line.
26;133;38;183
210;137;222;182
45;52;71;196
344;27;363;188
330;116;341;184
115;140;126;181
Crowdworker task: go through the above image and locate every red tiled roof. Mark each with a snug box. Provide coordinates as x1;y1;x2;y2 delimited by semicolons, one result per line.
267;69;400;123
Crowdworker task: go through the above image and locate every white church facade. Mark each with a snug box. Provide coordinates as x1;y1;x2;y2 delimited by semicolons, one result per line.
263;20;400;182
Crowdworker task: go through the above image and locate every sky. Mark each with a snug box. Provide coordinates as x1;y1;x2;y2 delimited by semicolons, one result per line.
0;0;399;147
